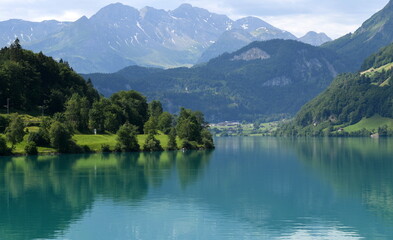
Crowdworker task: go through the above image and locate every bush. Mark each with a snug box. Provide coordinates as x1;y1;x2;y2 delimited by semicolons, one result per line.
49;121;74;153
142;133;163;152
166;128;178;151
0;136;11;155
24;142;38;155
116;123;140;152
28;131;50;146
181;140;199;150
101;144;111;152
5;114;25;146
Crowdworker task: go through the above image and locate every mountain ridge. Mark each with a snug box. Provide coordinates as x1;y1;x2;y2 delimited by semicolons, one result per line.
83;39;347;122
0;3;330;73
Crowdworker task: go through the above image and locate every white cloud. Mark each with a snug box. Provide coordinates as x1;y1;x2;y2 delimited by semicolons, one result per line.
0;0;390;38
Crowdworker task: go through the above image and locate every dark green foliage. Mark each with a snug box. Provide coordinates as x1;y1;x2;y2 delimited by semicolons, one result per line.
64;94;90;133
181;140;199;150
85;39;347;121
142;133;163;152
148;100;163;118
0;40;99;114
166;128;178;150
116;122;140;152
176;108;204;142
157;112;173;134
143;117;158;134
0;135;11;155
279;41;393;136
101;144;111;152
49;121;74;153
361;44;393;70
5;114;25;146
0;115;9;133
201;129;215;149
24;141;38;155
27;132;48;146
110;90;148;133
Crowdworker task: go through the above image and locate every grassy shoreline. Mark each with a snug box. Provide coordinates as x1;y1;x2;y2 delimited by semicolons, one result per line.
2;133;185;156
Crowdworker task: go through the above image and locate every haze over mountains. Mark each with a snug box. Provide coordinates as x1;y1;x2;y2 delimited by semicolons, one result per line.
0;3;331;73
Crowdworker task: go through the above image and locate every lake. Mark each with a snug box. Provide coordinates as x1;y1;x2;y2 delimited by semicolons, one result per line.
1;137;393;239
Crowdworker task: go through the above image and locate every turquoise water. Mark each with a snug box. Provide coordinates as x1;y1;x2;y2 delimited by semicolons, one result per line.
1;137;393;239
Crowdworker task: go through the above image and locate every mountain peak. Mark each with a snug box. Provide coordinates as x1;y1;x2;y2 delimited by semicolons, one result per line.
299;31;331;46
90;2;139;22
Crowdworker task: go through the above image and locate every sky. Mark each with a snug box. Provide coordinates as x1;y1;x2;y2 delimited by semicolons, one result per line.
0;0;390;39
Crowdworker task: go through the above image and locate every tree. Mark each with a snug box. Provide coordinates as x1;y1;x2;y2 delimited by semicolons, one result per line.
49;121;73;153
144;116;158;134
166;128;178;150
176;108;203;142
0;135;11;155
148;100;163;118
142;132;163;151
64;94;90;132
5;114;25;146
157;112;173;134
116;122;140;152
110;91;148;133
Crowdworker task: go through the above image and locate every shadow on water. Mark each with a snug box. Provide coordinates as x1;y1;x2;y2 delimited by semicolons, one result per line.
0;150;213;240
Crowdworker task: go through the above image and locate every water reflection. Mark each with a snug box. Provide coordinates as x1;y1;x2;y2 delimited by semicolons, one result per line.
290;138;393;223
0;151;212;240
1;137;393;239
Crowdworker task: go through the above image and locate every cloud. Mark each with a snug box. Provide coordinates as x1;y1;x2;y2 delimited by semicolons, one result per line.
0;0;390;38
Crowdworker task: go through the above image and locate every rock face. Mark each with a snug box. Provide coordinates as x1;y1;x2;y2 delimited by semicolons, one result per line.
231;48;270;61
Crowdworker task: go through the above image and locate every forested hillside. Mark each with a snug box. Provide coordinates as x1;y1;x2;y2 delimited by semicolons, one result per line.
0;39;99;114
276;42;393;136
85;39;347;122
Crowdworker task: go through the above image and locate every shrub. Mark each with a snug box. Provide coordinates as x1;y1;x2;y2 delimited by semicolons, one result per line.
0;136;11;155
116;123;140;152
101;144;111;152
24;141;38;155
143;133;163;152
181;140;198;150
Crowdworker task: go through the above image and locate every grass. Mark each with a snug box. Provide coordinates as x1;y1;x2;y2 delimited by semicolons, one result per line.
344;115;393;132
361;62;393;77
2;132;182;155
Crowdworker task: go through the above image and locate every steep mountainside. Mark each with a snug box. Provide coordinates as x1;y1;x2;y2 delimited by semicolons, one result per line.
84;39;347;122
323;0;393;71
280;42;393;136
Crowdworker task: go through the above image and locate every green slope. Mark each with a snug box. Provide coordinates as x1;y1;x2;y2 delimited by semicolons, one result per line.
344;115;393;132
323;0;393;71
84;39;347;122
276;41;393;136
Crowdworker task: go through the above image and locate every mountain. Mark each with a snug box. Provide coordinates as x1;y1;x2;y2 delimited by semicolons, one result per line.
0;3;296;73
323;0;393;71
278;42;393;136
0;3;326;73
197;17;298;63
298;31;332;46
84;39;347;122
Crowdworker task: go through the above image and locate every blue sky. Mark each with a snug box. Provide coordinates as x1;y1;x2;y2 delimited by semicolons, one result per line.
0;0;389;38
